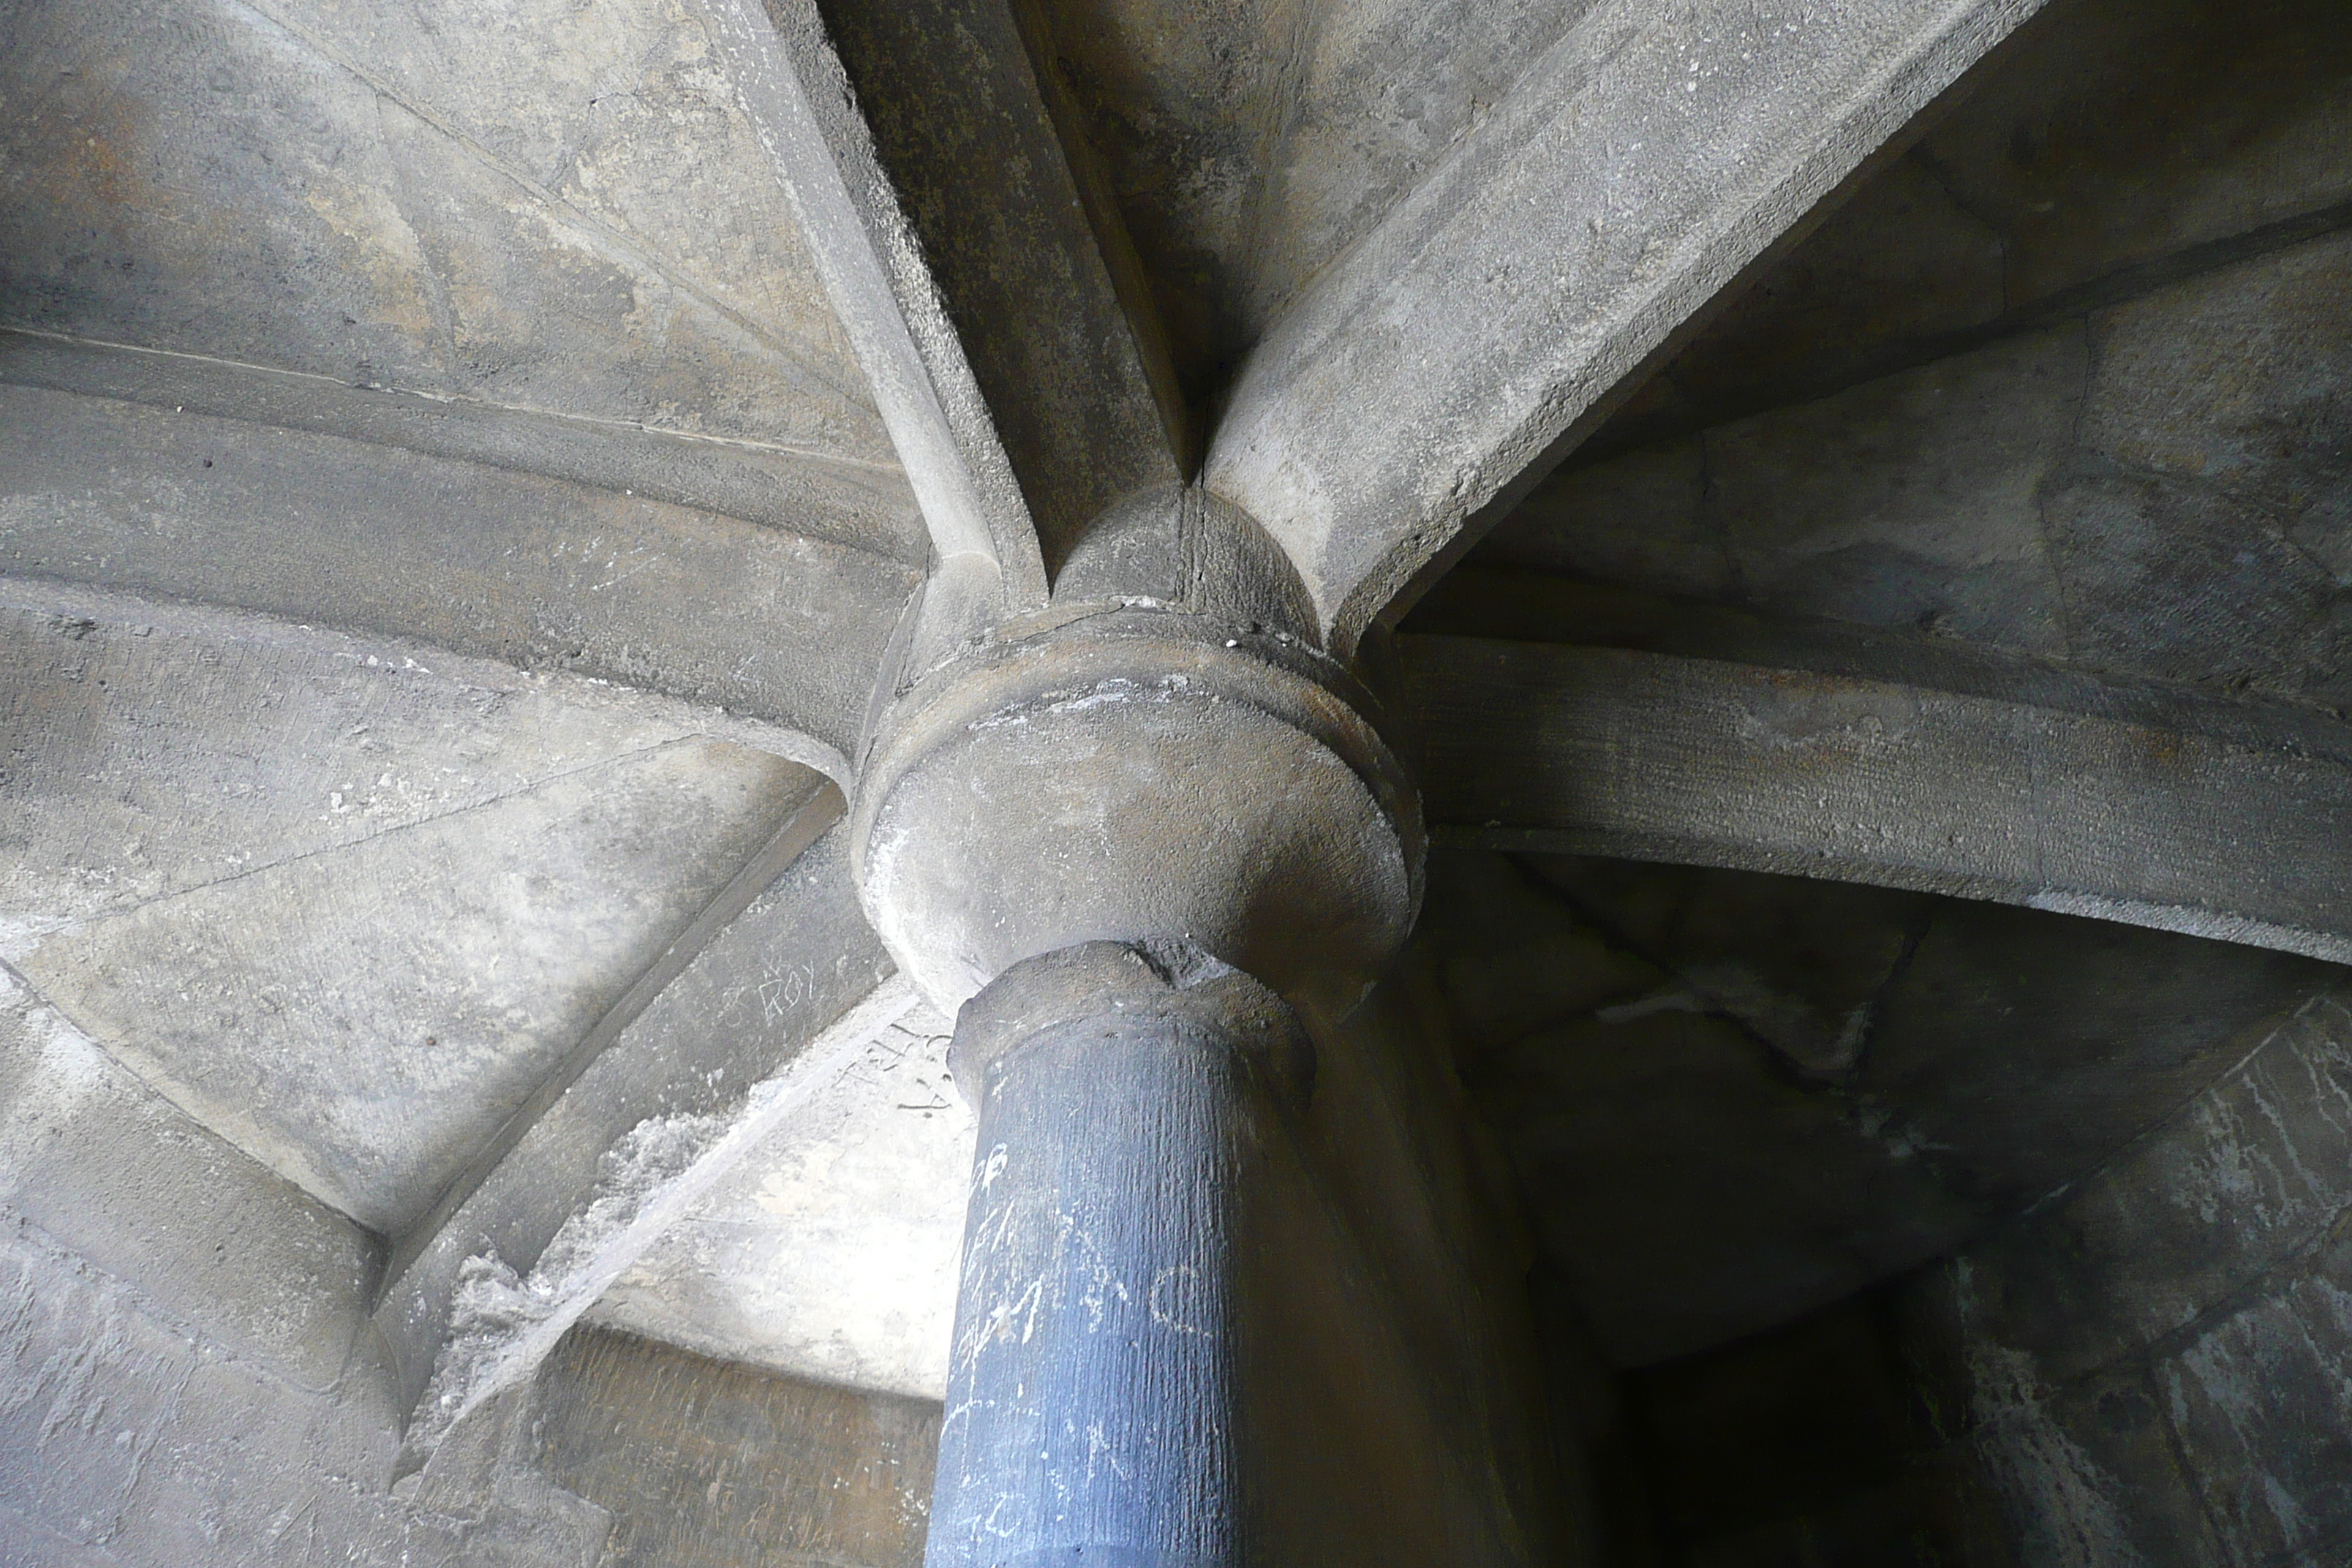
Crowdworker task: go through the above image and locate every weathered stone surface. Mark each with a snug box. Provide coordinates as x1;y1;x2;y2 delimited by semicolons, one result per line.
0;576;973;1550
0;1221;611;1567
1407;634;2352;964
1031;0;1599;413
0;384;915;774
1863;919;2336;1224
1555;0;2352;464
5;0;2346;1551
706;0;1049;619
1711;328;2080;653
2081;231;2352;532
2040;465;2350;709
377;826;908;1452
589;1003;968;1401
1429;849;2339;1367
0;328;926;565
1904;990;2352;1564
1206;0;2050;649
1244;962;1567;1567
1474;327;2085;654
2057;232;2352;706
2152;1244;2352;1564
0;0;886;462
538;1325;938;1568
810;0;1188;570
1439;229;2352;720
1429;867;1660;1049
1962;1356;2218;1568
1474;1000;1979;1364
853;603;1420;1019
1454;4;2352;740
16;737;807;1234
0;580;778;941
0;1215;938;1566
1589;151;2008;453
1474;437;1728;600
1948;994;2352;1384
1917;0;2352;307
1529;853;1921;1079
0;970;375;1389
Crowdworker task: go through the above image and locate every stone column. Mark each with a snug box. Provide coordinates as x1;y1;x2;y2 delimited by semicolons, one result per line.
848;489;1423;1567
925;942;1308;1567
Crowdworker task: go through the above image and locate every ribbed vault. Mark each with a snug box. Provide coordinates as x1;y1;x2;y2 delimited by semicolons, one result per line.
1;0;2347;1561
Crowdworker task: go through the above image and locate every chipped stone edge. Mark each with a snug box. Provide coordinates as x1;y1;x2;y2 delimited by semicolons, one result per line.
398;973;922;1471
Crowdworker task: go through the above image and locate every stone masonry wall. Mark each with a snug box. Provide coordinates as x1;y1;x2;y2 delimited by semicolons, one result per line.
1901;987;2352;1566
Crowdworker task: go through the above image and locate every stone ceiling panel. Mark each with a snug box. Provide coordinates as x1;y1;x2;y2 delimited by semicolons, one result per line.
1914;0;2352;307
1459;227;2352;714
1036;0;1595;407
15;734;805;1235
2;594;829;1238
0;0;892;464
589;1000;971;1401
0;584;719;942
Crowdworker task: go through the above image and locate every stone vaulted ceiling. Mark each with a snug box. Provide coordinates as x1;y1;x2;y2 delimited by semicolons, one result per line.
0;0;2348;1561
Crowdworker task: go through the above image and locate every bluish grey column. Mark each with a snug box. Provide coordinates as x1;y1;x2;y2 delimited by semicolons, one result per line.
924;942;1311;1568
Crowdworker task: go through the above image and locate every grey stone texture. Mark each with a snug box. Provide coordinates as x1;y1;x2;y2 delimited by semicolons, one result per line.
1904;991;2352;1567
536;1326;938;1568
851;541;1420;1020
809;0;1188;569
377;826;902;1452
1403;628;2352;964
0;970;377;1392
1207;0;2050;649
1246;948;1569;1567
1420;850;2339;1366
705;0;1052;625
1569;0;2352;459
0;0;885;461
1475;232;2352;713
0;1214;933;1567
586;1002;968;1401
0;1221;590;1567
1707;326;2081;656
0;562;958;1463
0;964;943;1567
0;582;719;940
0;0;2344;1555
1915;0;2352;309
0;581;833;1231
1028;0;1601;415
1461;0;2352;717
0;328;926;564
0;380;915;775
1395;0;2352;1553
20;735;804;1235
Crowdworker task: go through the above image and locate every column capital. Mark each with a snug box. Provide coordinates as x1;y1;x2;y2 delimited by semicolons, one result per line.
851;489;1423;1024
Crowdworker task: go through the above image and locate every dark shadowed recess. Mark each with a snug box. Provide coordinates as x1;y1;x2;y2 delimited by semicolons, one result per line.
1402;0;2352;1557
1428;850;2340;1564
1431;851;2333;1362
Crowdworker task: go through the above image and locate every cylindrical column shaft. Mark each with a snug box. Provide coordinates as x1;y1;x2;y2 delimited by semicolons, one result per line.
924;944;1308;1568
